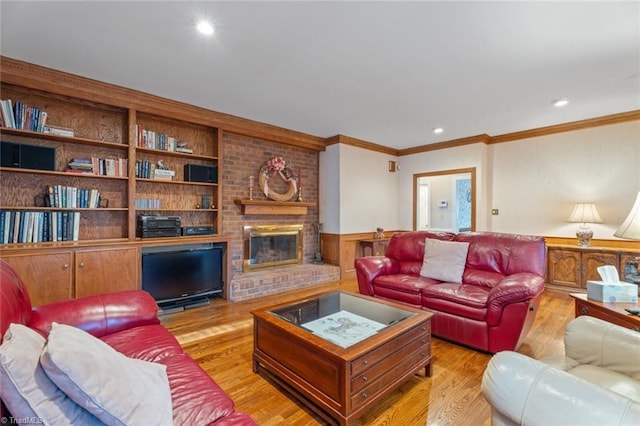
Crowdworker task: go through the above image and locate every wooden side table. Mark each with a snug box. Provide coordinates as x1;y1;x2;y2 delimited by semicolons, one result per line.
358;238;390;257
570;293;640;332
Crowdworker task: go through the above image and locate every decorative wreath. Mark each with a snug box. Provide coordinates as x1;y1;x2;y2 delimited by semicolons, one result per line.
258;157;298;201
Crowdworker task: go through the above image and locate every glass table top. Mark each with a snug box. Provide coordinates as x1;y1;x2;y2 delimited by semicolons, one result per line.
269;291;416;348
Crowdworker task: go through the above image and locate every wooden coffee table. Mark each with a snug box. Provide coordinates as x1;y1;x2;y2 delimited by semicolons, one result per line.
571;293;640;331
252;291;433;425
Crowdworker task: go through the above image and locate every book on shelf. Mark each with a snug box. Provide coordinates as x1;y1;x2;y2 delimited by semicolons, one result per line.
67;158;94;173
88;157;127;177
43;125;74;137
0;210;80;243
135;124;191;153
1;99;16;128
153;169;175;181
47;185;101;208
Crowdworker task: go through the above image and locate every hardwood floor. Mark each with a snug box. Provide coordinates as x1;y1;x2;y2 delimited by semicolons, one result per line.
160;280;576;425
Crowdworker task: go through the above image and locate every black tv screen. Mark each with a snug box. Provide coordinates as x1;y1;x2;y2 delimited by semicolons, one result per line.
141;243;223;305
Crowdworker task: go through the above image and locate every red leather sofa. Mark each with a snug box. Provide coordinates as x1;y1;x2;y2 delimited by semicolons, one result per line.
355;231;546;353
0;259;256;425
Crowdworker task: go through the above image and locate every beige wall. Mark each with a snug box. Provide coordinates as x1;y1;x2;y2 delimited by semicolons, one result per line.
323;120;639;240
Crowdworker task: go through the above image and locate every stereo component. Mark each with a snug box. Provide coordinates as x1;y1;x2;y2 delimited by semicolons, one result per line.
1;141;56;171
181;226;215;236
184;164;217;183
137;215;181;238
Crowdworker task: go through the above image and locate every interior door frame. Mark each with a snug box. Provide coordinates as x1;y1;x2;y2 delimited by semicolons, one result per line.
412;167;476;232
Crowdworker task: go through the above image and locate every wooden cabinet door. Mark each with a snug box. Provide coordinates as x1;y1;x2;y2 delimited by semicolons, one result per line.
2;252;73;306
619;252;640;283
582;251;619;288
547;248;581;288
75;247;139;298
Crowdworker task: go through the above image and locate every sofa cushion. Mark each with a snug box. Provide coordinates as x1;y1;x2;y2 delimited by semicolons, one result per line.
161;353;237;425
0;323;100;425
570;365;640;403
40;323;173;426
386;231;456;263
100;324;185;362
420;238;469;283
454;232;546;278
374;274;436;294
101;325;237;424
422;283;489;321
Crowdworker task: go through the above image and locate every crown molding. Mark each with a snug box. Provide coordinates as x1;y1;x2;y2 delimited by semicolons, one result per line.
325;134;399;156
488;110;640;144
398;134;490;156
0;56;327;152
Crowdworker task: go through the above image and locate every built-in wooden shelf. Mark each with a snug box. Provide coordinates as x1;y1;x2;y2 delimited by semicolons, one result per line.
234;199;316;215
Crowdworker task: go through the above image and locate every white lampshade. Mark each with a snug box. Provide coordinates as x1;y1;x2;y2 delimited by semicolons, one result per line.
567;203;603;224
614;191;640;240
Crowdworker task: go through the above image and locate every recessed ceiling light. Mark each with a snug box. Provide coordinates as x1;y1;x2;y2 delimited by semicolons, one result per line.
433;127;444;134
552;98;569;107
196;20;214;36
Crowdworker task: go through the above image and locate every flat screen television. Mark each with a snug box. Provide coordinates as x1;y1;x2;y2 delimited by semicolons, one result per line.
141;243;223;308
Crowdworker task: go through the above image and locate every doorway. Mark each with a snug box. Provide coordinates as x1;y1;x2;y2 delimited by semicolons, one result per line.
413;168;476;232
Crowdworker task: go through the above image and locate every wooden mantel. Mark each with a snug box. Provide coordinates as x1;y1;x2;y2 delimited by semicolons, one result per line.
234;199;317;215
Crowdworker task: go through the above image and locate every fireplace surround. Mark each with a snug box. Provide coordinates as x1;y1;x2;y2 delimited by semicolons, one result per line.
243;224;303;272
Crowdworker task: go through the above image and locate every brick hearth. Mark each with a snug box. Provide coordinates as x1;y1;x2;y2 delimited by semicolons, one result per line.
229;264;341;302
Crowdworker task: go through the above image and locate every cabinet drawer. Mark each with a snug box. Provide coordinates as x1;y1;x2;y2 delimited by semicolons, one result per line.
351;320;430;375
350;348;429;410
351;331;429;393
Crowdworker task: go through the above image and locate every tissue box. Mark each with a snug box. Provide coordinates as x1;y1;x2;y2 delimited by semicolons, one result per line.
587;281;638;303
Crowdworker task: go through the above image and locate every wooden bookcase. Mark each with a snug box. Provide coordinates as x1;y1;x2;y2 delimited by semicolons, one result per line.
0;78;222;304
0;56;325;305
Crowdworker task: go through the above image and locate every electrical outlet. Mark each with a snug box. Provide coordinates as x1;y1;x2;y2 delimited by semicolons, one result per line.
491;209;499;215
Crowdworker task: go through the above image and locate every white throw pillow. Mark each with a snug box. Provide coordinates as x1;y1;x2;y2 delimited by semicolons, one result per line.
40;323;173;426
0;323;101;425
420;238;470;283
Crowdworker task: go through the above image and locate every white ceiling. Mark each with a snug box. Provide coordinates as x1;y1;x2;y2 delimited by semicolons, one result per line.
1;1;638;150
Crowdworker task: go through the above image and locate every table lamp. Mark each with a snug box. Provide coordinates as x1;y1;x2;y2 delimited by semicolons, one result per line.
614;191;640;241
568;203;603;247
614;191;640;289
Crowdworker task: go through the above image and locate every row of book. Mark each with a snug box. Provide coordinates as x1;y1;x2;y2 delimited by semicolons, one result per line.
135;160;175;180
0;210;80;244
135;198;162;209
48;185;101;209
67;157;128;177
1;98;75;137
0;99;48;132
135;124;193;154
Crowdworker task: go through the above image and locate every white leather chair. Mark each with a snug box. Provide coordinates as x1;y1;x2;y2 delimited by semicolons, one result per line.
481;315;640;426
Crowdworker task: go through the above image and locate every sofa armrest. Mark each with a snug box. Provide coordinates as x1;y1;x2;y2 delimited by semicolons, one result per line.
486;273;545;325
482;351;640;426
28;290;160;338
354;257;400;295
563;316;640;380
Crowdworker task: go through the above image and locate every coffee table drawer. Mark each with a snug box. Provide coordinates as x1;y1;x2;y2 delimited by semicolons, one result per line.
351;331;429;392
350;348;429;409
351;320;430;375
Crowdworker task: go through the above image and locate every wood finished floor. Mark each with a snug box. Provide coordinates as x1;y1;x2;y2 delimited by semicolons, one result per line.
160;279;575;426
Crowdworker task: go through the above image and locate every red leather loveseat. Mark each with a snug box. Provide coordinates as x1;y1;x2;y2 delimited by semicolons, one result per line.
355;231;546;353
0;259;256;425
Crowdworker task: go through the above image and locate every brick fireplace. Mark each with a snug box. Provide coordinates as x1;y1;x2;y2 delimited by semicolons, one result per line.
223;133;339;301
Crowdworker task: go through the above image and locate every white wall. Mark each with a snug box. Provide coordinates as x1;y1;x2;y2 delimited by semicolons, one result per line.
398;142;489;231
320;144;398;234
319;144;341;233
488;121;640;239
323;120;639;240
